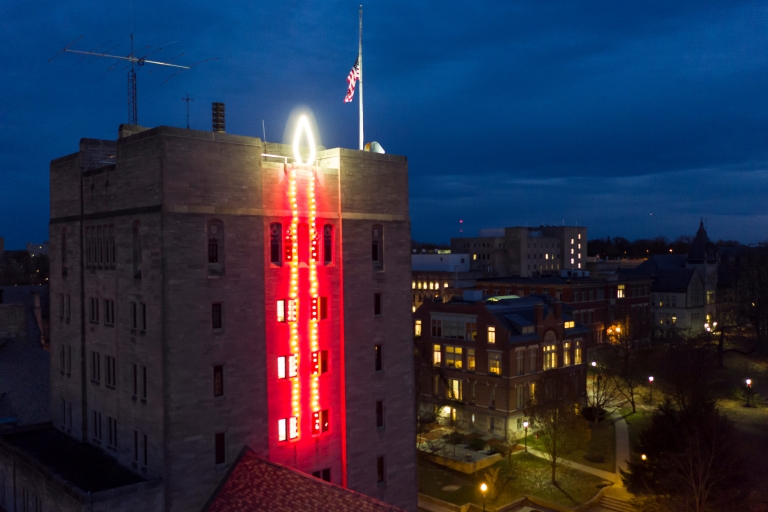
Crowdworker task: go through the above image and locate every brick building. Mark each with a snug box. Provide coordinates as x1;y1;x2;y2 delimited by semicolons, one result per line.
0;123;416;511
475;276;653;346
414;295;589;442
451;226;588;277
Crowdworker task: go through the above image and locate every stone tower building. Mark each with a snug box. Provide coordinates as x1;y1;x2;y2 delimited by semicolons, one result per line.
12;124;416;511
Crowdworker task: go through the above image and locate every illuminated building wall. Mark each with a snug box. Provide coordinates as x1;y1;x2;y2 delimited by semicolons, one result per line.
46;125;416;512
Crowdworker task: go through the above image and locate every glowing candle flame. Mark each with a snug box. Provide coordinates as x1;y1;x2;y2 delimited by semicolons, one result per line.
292;115;316;166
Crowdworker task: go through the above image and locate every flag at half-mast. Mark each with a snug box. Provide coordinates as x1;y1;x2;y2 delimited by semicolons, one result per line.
344;56;360;103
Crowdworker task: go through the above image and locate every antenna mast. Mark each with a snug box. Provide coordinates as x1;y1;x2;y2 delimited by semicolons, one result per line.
56;35;192;125
182;93;194;129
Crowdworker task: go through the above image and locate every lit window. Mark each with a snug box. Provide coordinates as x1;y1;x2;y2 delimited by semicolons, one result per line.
564;320;575;328
578;233;581;239
445;346;463;369
672;315;677;325
578;263;582;269
571;248;574;254
312;410;330;435
433;344;442;366
447;379;462;401
473;254;477;260
571;239;574;244
277;355;298;379
414;319;422;337
488;326;496;344
467;348;475;371
543;344;557;370
311;350;329;374
571;258;574;264
287;299;297;322
444;282;449;288
412;281;416;289
563;342;571;366
617;285;625;298
578;244;581;249
575;340;582;364
277;300;285;322
278;417;298;441
488;351;502;375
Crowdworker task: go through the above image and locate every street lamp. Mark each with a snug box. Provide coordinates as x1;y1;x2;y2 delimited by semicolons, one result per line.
641;454;647;461
523;420;529;453
745;379;754;407
480;483;488;511
648;376;654;404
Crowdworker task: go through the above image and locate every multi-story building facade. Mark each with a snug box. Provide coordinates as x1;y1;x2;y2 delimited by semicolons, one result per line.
475;275;653;346
414;295;589;441
451;226;588;277
411;252;480;311
0;123;416;511
622;221;718;338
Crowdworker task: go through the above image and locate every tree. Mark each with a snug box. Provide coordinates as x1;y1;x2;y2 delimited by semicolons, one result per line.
603;322;644;413
525;371;591;484
657;338;717;413
585;360;619;423
622;402;747;512
734;247;768;350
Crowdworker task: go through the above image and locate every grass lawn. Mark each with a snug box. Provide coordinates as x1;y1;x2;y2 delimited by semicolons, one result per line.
418;452;609;509
523;419;616;472
618;406;654;459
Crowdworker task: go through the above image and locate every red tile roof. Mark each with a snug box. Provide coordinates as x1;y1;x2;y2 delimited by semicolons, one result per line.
205;448;405;512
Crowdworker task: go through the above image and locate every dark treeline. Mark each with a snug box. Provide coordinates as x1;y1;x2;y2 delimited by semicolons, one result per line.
587;236;741;260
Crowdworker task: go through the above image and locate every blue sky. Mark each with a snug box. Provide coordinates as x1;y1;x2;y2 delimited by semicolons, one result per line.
1;0;766;248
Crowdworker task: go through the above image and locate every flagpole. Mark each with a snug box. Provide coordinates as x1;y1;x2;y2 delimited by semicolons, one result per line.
358;4;364;150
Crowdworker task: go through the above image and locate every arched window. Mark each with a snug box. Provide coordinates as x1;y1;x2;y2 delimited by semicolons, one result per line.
372;224;383;271
323;224;333;265
133;220;142;279
208;220;225;276
270;223;282;265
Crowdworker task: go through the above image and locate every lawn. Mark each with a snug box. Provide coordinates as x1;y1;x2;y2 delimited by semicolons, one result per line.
418;452;610;510
523;418;616;472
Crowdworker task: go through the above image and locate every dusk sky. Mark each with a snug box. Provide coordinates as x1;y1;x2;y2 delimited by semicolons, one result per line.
1;0;766;249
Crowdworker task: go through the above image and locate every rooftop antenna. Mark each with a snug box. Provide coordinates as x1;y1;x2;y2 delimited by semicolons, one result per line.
52;34;196;125
182;93;193;129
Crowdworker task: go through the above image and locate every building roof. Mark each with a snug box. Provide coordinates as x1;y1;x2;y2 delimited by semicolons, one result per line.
477;275;651;285
0;427;144;493
687;220;717;264
205;448;405;512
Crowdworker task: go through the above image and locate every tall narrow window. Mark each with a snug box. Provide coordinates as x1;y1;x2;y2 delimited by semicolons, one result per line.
141;303;147;331
377;456;386;483
215;432;226;464
575;340;582;365
134;430;139;462
131;302;137;330
372;224;383;271
213;365;224;397
375;345;382;372
373;293;382;316
270;223;282;265
467;348;476;371
323;224;334;265
376;401;384;427
85;227;92;268
487;326;496;344
107;416;118;449
132;220;142;279
91;351;101;383
488;351;502;375
563;342;571;366
109;224;115;267
208;220;225;276
433;344;442;366
61;227;68;275
93;411;102;441
132;364;138;397
414;319;422;337
97;225;104;267
141;366;147;401
212;303;223;330
143;434;148;466
319;297;328;320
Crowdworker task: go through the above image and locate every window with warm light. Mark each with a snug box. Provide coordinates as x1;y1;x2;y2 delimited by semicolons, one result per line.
412;281;416;289
575;340;582;364
487;326;496;344
543;345;557;370
445;346;463;369
447;379;462;401
277;300;285;322
433;344;442;366
414;319;422;337
564;320;575;328
277;355;298;379
311;410;329;435
617;284;625;298
467;348;475;371
278;417;299;441
563;342;571;366
488;351;502;375
444;282;449;288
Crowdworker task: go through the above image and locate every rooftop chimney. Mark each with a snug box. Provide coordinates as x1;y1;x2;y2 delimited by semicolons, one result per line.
212;102;226;132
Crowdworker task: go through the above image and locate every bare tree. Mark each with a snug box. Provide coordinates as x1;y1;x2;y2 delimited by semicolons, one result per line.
604;322;643;413
585;361;619;423
526;371;591;484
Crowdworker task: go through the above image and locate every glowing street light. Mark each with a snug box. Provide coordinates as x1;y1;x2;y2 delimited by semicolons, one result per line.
745;379;754;407
641;454;647;461
480;483;488;511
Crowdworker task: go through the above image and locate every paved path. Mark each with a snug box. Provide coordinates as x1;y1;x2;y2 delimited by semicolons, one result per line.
614;416;630;477
525;448;619;483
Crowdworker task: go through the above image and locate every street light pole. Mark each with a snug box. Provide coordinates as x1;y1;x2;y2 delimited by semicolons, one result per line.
523;421;529;453
648;376;654;404
746;379;753;407
480;483;487;511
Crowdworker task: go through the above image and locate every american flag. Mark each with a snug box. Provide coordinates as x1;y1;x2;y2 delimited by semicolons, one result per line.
344;56;360;103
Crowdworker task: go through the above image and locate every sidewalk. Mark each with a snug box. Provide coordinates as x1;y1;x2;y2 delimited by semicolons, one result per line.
524;447;619;483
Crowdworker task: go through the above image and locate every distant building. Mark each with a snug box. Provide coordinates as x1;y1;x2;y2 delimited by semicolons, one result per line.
414;295;588;441
475;275;652;346
411;253;481;311
26;242;49;256
0;124;415;512
451;226;587;277
621;221;718;337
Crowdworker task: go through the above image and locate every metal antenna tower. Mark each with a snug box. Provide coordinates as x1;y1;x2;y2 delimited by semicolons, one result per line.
182;93;193;129
53;34;194;125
